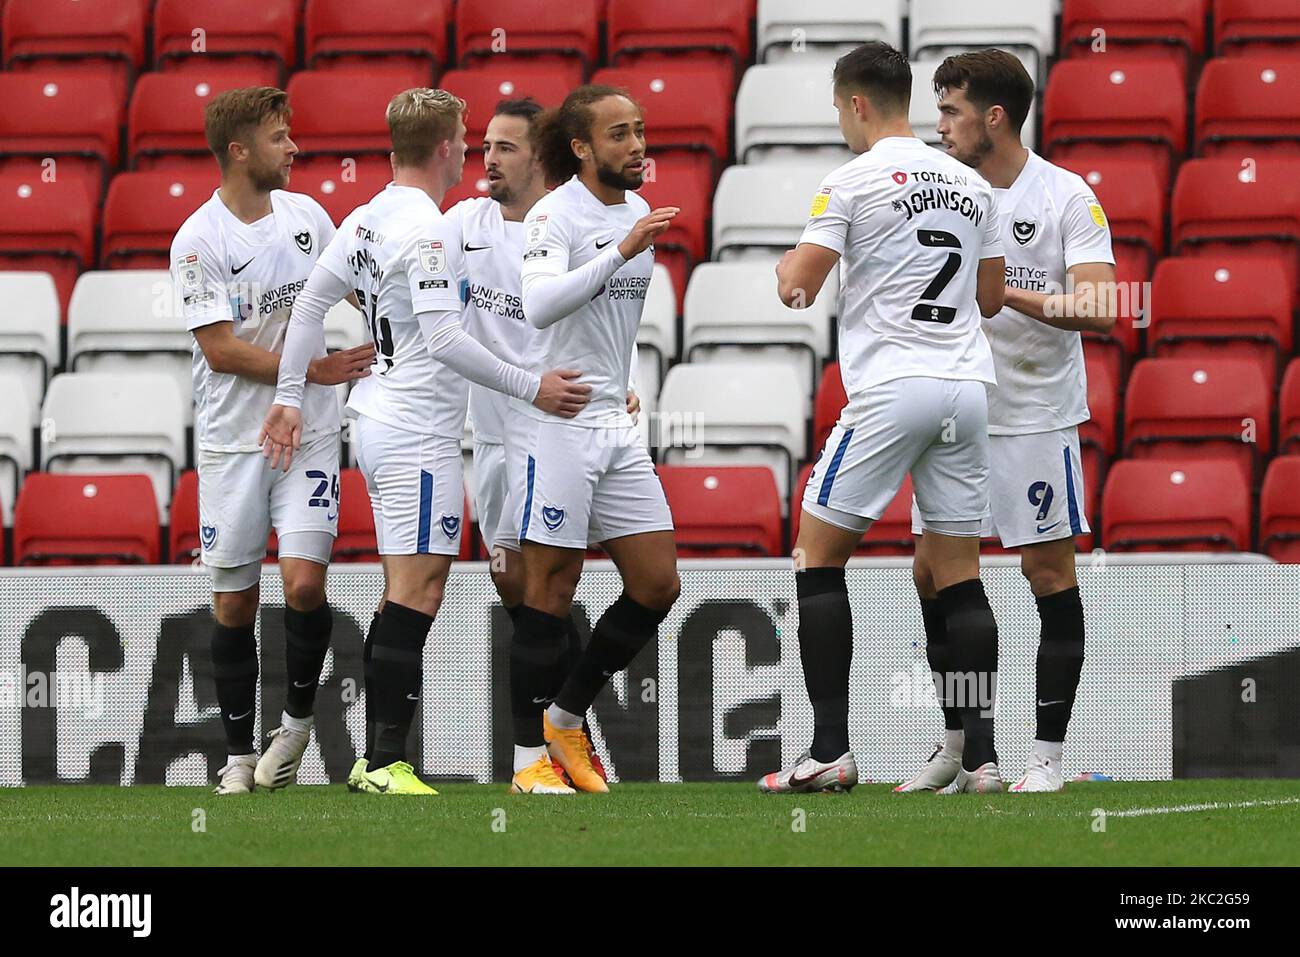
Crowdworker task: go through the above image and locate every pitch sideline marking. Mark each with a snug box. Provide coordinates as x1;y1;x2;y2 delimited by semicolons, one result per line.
1108;797;1300;818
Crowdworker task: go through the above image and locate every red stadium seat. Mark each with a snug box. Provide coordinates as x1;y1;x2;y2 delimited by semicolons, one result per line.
790;464;915;556
607;0;754;94
1123;358;1271;485
1196;58;1300;158
1102;459;1251;552
292;160;392;226
0;74;122;203
16;472;160;565
659;465;782;556
334;468;379;562
128;72;269;175
1060;0;1207;78
1171;157;1300;293
2;0;147;101
1260;456;1300;560
441;66;574;151
635;153;711;304
304;0;449;84
1080;350;1118;458
0;173;95;313
813;362;847;458
1042;60;1187;195
1216;0;1300;59
286;71;414;160
154;0;298;86
593;65;731;174
101;172;216;270
1278;358;1300;453
1147;256;1291;391
456;0;599;79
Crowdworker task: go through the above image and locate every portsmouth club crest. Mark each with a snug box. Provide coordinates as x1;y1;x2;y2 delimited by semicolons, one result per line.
200;523;218;551
440;513;461;540
1012;220;1037;245
294;230;313;255
542;503;566;532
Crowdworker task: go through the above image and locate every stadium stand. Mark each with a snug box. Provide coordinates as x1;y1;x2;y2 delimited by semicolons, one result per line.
1215;0;1300;58
0;372;32;528
1059;0;1207;79
1102;460;1252;552
14;471;160;565
0;172;94;313
128;72;267;174
1;0;147;102
1196;57;1300;158
153;0;299;86
757;0;903;63
303;0;449;84
456;0;598;81
658;464;783;556
442;65;575;150
101;171;215;269
0;271;59;428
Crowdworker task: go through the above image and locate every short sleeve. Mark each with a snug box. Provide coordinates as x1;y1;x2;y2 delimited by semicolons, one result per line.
312;217;352;285
521;201;572;279
170;234;229;332
1060;184;1115;269
798;171;852;256
402;217;465;315
981;188;1005;260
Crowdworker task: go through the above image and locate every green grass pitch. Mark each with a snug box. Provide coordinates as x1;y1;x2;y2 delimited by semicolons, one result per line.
3;781;1299;866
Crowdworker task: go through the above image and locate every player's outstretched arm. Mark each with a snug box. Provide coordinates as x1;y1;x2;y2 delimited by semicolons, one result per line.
776;242;839;308
1003;261;1116;333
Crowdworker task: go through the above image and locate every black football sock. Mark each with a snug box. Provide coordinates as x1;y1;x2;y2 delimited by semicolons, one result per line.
1034;586;1086;743
284;601;332;719
554;593;666;718
362;611;380;761
797;567;853;763
510;605;570;748
920;596;962;732
937;578;999;772
366;601;433;770
560;613;598;742
211;622;258;755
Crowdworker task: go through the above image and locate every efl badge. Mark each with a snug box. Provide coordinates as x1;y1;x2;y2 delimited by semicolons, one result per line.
177;253;203;290
418;239;446;274
1086;199;1108;229
809;187;833;217
525;214;549;248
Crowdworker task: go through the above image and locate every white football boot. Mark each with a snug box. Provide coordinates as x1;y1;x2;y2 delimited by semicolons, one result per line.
254;716;313;790
214;754;257;795
939;761;1004;794
893;743;962;793
757;750;858;794
1009;752;1066;793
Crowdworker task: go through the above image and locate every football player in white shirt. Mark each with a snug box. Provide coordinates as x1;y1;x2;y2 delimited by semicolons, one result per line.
898;51;1116;794
261;89;587;796
170;87;376;795
513;85;682;793
757;42;1007;795
444;98;638;794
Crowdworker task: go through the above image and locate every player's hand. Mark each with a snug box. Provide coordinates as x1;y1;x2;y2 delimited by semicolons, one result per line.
626;388;641;422
258;404;303;472
307;343;375;385
533;369;592;418
618;207;679;261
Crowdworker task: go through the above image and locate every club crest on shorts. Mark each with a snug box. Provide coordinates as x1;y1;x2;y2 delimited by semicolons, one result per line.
440;514;461;539
1012;220;1037;245
542;504;566;532
294;230;313;255
200;524;218;550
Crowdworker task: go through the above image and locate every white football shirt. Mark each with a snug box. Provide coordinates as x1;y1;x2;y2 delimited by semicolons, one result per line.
443;197;530;445
520;176;654;427
313;183;469;438
171;188;339;452
985;150;1114;435
799;137;1003;422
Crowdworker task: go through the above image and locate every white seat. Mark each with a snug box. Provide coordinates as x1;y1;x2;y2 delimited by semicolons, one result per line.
40;372;187;512
67;270;195;427
909;0;1055;81
324;298;366;352
712;161;843;261
636;264;677;381
735;64;851;164
0;374;33;525
758;0;903;63
657;362;805;503
683;261;833;403
0;272;61;429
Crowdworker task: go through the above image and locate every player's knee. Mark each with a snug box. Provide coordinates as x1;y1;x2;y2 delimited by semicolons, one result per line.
282;573;326;612
912;556;936;597
1021;551;1076;597
633;569;680;611
212;586;258;627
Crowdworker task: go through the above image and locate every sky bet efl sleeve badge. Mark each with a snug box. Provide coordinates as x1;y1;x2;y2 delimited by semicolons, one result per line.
525;213;549;247
809;187;833;217
1086;198;1108;229
177;253;203;290
418;239;446;274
